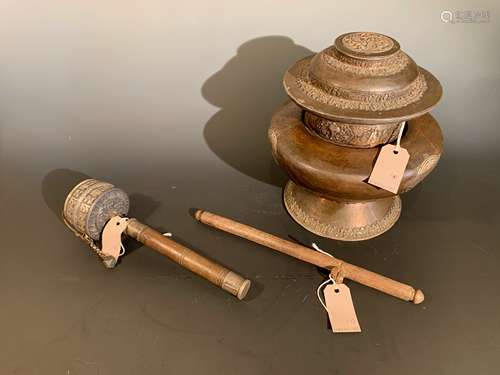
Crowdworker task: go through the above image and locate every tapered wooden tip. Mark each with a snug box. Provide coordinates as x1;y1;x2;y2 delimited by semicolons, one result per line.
413;289;425;304
194;209;204;221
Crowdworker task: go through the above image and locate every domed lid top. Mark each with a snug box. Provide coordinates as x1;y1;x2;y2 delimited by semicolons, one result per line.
283;32;442;124
335;32;400;59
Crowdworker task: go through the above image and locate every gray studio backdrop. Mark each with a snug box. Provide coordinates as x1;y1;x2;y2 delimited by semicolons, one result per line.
1;1;499;375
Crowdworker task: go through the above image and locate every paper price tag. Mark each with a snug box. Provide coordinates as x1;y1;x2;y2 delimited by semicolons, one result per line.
324;283;361;333
368;144;410;194
101;216;129;264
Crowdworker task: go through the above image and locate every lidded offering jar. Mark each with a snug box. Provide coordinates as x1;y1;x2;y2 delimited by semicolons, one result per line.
269;32;443;240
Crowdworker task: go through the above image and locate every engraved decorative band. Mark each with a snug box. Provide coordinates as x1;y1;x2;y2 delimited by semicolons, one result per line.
294;59;427;111
284;182;402;241
303;111;400;147
321;48;410;77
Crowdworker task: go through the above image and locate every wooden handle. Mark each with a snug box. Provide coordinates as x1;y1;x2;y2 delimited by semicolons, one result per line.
125;219;251;300
195;210;424;304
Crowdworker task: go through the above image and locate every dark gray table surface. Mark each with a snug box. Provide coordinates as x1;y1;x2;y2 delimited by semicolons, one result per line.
1;151;499;374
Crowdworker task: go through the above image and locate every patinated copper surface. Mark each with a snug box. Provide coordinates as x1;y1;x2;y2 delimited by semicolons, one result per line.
271;32;443;240
270;103;443;201
270;102;442;240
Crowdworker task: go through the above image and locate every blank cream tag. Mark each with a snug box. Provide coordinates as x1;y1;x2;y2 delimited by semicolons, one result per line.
324;283;361;333
368;144;410;194
101;216;129;262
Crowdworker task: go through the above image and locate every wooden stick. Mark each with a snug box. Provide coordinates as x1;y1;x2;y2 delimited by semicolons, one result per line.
194;210;424;304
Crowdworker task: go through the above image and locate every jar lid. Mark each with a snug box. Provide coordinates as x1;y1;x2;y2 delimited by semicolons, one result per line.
283;32;442;124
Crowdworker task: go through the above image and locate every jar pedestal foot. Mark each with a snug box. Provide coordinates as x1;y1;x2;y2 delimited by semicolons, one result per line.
283;181;401;241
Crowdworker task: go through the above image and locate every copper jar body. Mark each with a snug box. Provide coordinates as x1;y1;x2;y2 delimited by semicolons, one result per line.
271;32;443;241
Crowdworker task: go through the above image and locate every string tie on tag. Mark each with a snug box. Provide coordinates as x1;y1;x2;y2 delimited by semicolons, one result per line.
312;242;343;281
394;121;406;154
317;274;337;311
119;242;125;256
312;242;344;311
312;242;334;258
